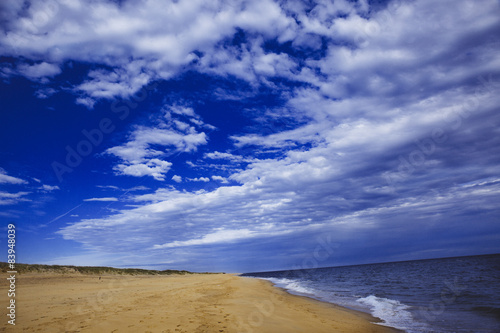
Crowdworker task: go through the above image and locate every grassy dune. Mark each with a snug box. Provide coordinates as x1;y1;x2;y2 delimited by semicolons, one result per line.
0;262;197;275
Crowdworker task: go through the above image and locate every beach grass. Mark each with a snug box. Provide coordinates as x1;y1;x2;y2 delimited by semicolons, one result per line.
0;262;200;275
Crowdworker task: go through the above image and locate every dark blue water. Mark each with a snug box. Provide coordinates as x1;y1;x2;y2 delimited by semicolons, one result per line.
242;254;500;333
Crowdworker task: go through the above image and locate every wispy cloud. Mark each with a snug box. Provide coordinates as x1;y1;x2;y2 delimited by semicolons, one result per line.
96;185;150;191
0;191;31;205
153;228;257;249
0;169;27;184
83;197;119;202
38;185;60;192
96;185;121;190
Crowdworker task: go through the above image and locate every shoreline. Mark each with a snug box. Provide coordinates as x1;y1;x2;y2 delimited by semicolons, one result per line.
249;276;400;328
248;277;403;332
251;277;390;321
1;272;401;332
252;276;405;333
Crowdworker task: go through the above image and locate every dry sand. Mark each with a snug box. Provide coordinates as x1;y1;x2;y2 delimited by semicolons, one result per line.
1;273;400;332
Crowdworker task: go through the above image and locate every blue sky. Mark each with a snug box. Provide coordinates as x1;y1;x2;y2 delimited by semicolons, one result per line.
0;0;499;273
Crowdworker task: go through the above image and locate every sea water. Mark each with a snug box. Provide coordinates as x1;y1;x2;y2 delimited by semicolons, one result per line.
242;254;500;333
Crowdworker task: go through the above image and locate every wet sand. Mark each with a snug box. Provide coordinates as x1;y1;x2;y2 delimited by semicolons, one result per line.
1;273;400;332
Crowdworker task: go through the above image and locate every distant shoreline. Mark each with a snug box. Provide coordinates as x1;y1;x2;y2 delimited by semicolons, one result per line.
0;262;217;275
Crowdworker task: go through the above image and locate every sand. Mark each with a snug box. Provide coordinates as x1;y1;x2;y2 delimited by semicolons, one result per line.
1;273;400;332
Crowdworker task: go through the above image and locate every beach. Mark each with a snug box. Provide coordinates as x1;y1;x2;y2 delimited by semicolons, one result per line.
1;272;399;333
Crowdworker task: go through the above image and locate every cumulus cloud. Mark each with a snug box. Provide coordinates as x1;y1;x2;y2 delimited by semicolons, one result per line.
113;159;172;181
189;177;210;182
17;62;61;81
212;175;229;183
77;68;151;99
106;106;210;180
172;175;182;183
1;0;498;106
0;0;295;103
75;97;96;109
107;127;206;161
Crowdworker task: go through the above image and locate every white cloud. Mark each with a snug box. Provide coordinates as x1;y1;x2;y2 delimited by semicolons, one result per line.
126;186;150;192
34;87;57;99
83;197;119;202
172;175;182;183
170;106;197;117
212;175;229;183
96;185;120;190
58;183;302;255
189;177;210;182
113;159;172;181
0;0;295;103
39;184;60;192
58;172;500;267
153;228;256;248
77;68;151;99
106;105;210;180
0;169;27;184
1;0;498;108
75;97;96;109
95;185;149;192
0;191;31;205
131;188;179;203
17;62;61;81
204;151;245;162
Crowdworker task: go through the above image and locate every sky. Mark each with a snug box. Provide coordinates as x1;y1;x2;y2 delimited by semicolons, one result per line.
0;0;499;273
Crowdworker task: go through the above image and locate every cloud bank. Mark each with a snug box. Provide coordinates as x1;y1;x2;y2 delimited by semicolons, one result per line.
2;0;499;271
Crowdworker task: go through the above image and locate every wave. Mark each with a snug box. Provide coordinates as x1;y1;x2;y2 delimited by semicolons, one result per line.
260;278;423;331
357;295;428;333
262;278;429;332
260;277;317;295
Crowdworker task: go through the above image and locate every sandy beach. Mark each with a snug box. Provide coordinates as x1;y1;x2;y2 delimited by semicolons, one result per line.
1;273;399;333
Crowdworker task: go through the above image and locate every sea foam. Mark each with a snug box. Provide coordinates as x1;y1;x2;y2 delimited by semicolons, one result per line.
262;277;316;295
357;295;428;333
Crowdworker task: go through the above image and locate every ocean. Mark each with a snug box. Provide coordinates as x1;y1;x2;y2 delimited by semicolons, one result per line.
241;254;500;333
